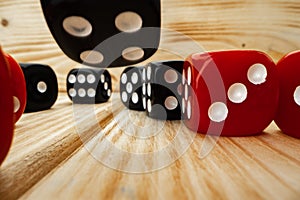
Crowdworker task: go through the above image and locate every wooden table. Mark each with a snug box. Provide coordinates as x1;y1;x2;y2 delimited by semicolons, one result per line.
1;0;300;199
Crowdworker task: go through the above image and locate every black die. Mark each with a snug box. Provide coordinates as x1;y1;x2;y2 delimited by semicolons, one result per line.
40;0;161;68
145;61;184;120
120;66;146;111
20;63;58;113
67;68;112;104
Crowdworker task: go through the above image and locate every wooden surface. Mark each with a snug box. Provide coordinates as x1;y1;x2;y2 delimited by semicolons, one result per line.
1;0;300;199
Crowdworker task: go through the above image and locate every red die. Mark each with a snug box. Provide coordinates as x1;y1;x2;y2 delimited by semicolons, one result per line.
4;53;27;123
182;50;279;137
274;50;300;138
0;47;14;166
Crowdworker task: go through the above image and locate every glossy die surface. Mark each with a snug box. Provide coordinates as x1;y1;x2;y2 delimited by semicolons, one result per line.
120;66;145;111
40;0;161;67
20;63;58;112
183;50;279;137
274;51;300;138
0;48;14;166
5;54;26;123
67;68;112;104
145;60;184;120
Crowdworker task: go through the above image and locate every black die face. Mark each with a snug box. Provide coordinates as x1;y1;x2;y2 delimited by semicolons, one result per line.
41;0;161;68
120;66;146;111
20;63;58;113
145;61;184;120
67;68;112;104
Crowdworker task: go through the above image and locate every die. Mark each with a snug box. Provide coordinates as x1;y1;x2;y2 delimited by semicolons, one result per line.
144;60;184;120
120;66;145;111
4;53;27;123
67;68;112;104
274;50;300;138
0;47;14;166
40;0;161;67
20;63;58;112
182;50;279;137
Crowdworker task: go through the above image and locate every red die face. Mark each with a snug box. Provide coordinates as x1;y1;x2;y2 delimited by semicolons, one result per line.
274;50;300;138
4;53;27;123
182;50;279;137
0;47;14;166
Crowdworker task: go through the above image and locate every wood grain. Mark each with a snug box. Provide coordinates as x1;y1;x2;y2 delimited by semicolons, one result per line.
1;0;300;199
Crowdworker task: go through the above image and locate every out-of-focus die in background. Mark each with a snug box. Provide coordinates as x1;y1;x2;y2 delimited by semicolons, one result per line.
20;63;58;112
67;68;112;104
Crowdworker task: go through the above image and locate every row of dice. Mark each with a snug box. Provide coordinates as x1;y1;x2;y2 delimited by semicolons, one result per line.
3;48;299;140
0;47;114;166
6;61;113;118
37;0;298;139
0;50;58;123
1;54;113;120
0;47;61;165
120;50;300;139
1;48;299;167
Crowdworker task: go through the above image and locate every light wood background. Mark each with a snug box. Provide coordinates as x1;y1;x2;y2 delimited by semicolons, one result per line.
1;0;300;199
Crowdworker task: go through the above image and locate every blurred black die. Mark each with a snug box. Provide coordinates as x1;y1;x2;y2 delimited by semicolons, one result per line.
40;0;161;67
145;61;184;120
20;63;58;112
67;68;112;104
119;66;146;111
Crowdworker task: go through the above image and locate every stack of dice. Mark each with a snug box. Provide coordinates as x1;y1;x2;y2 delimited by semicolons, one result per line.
120;50;300;139
120;61;184;120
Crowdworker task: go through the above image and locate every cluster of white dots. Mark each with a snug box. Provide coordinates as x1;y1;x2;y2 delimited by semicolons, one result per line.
182;66;192;120
182;63;270;122
142;65;180;113
62;11;145;65
121;70;141;106
208;63;268;122
68;73;111;98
